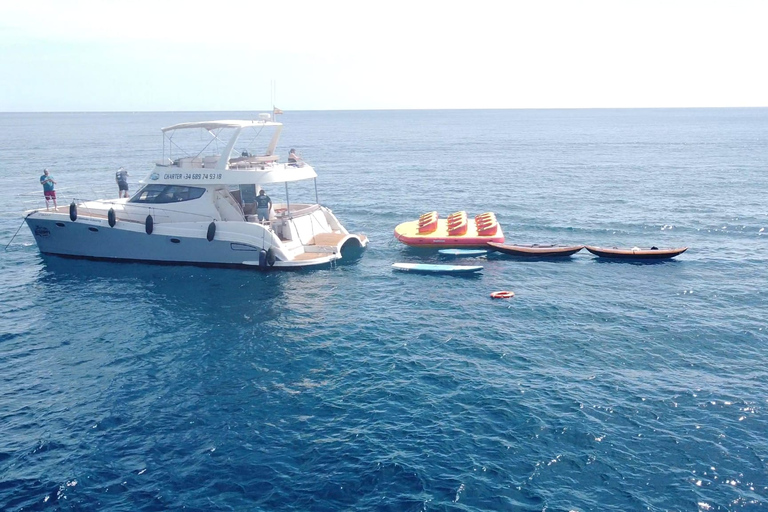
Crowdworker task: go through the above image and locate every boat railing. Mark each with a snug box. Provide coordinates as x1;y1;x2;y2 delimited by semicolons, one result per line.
155;155;295;172
228;155;280;170
154;155;281;171
71;198;219;224
274;203;320;218
120;202;216;222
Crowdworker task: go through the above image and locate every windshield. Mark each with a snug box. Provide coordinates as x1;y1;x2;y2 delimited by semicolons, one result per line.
129;185;206;204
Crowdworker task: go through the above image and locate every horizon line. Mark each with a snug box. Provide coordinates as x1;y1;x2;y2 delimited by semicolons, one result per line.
1;106;767;115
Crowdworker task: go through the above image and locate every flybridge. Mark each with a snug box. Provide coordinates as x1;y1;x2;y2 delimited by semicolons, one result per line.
147;115;317;187
160;114;284;172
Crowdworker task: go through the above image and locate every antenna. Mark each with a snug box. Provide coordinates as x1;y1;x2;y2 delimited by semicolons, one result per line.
271;80;282;119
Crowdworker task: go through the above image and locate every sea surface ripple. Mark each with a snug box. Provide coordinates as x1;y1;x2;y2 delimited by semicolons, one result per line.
0;109;767;511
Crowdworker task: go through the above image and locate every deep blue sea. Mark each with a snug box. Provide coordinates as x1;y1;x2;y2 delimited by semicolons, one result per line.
1;109;767;511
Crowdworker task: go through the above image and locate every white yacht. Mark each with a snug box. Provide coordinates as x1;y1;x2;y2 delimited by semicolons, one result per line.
24;115;368;269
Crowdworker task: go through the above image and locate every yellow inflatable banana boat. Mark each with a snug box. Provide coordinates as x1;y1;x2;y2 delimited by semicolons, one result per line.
394;211;505;248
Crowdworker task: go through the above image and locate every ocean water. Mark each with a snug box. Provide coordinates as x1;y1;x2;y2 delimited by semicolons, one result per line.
0;108;767;511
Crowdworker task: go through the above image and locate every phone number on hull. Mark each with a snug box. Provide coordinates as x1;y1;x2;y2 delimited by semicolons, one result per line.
163;173;223;180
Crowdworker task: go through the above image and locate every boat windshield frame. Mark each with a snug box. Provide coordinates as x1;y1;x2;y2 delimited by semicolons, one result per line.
160;119;283;172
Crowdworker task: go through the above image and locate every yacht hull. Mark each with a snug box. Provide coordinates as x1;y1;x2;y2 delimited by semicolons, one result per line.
25;213;361;269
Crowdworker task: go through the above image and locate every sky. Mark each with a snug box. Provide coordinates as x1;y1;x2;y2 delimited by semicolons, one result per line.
0;0;766;112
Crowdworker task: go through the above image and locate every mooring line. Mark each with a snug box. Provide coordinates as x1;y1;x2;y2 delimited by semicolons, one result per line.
4;215;30;251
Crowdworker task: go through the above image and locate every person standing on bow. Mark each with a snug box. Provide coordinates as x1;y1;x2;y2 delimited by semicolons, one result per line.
115;167;129;198
255;189;272;223
39;168;57;210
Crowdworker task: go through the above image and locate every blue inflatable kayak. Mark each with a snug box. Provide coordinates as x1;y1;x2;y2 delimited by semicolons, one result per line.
438;249;488;257
392;263;483;274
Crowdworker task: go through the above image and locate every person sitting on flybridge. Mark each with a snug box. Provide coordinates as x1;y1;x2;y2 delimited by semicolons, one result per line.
288;148;303;167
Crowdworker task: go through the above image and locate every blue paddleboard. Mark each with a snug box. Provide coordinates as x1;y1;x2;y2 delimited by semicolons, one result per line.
392;263;483;274
438;249;488;257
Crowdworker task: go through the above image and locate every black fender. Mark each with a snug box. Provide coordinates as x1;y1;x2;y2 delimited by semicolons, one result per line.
206;221;216;242
69;202;77;222
108;208;116;227
145;215;153;235
258;249;267;269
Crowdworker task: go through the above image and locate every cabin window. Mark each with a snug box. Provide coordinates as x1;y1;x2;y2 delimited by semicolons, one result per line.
129;185;205;204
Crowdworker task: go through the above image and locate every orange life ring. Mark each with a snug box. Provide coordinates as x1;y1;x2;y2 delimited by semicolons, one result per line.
490;290;514;299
